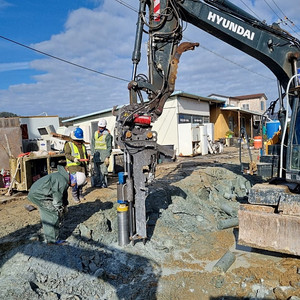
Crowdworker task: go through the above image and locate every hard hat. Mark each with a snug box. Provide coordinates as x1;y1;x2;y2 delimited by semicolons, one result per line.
98;119;107;127
76;172;87;186
71;127;84;140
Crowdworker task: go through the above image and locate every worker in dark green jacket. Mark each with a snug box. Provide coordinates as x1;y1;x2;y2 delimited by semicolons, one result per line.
28;165;86;245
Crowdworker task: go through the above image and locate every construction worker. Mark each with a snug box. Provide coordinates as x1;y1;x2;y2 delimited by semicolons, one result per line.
91;118;113;188
27;165;86;245
64;127;88;202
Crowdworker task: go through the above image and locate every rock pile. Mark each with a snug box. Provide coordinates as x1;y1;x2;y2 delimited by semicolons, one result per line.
1;164;300;299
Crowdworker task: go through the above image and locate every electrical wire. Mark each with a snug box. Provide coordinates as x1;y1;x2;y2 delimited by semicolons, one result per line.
0;35;129;83
238;0;262;21
183;35;274;81
263;0;300;38
0;0;293;89
270;0;300;33
114;0;138;13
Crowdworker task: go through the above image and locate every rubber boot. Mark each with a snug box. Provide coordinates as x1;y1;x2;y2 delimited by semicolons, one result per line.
101;175;108;188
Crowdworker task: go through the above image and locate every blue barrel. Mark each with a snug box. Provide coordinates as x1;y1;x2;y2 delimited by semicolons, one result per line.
266;121;280;139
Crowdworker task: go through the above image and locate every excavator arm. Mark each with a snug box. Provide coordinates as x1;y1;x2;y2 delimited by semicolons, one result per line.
115;0;300;246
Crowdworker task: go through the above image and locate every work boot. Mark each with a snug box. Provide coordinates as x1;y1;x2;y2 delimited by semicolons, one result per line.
79;187;85;201
71;189;80;203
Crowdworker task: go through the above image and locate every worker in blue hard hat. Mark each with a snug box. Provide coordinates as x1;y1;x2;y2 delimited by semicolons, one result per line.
64;127;88;202
27;165;86;245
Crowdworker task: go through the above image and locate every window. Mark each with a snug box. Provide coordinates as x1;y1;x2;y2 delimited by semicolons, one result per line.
242;104;249;110
178;114;192;123
178;114;209;124
261;101;264;111
192;116;203;124
203;117;210;123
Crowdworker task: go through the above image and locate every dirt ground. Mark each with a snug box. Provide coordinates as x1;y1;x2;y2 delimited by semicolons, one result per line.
1;146;300;299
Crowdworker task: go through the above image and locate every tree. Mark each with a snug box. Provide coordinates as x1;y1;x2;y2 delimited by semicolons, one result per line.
0;112;18;118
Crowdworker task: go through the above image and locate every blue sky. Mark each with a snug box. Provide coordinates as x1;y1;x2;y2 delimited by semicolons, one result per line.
0;0;100;88
0;0;299;117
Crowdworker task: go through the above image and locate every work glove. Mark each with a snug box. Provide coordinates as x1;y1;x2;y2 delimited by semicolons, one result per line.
54;205;64;218
74;158;80;163
104;157;110;167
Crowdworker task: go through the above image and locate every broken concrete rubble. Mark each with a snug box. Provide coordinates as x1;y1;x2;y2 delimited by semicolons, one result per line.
1;147;300;299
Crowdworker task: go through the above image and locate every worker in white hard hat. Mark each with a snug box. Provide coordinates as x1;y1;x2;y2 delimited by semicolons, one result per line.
90;118;113;188
64;127;88;202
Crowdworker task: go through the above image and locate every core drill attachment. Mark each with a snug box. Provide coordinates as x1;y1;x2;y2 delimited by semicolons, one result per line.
117;172;129;246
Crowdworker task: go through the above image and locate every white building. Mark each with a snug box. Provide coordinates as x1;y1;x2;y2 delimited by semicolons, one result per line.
62;91;224;156
20;115;60;139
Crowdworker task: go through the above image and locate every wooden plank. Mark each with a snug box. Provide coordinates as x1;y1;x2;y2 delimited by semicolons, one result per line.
238;204;300;256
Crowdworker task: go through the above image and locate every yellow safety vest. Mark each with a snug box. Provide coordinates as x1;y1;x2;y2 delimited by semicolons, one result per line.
94;131;108;150
66;142;87;167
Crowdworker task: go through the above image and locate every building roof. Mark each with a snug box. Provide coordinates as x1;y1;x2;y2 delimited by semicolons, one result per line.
62;107;113;123
208;93;267;101
207;93;229;99
221;106;263;116
230;93;267;100
171;91;225;104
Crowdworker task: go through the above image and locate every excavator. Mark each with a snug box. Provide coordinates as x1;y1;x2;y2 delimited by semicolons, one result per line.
114;0;300;253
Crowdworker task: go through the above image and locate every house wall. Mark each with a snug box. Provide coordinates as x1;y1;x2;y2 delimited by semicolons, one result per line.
177;97;209;116
20;116;60;139
238;96;266;114
211;106;255;140
69;96;212;156
210;106;232;140
0;118;22;170
228;99;239;107
152;98;179;151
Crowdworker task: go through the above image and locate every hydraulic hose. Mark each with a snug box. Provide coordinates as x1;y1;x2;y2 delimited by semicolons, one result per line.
279;74;300;178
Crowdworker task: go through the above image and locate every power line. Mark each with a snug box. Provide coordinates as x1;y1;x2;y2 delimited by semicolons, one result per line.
115;0;274;81
0;35;129;83
270;0;300;33
0;0;278;88
263;0;300;38
114;0;138;13
183;34;274;81
238;0;262;21
197;43;274;81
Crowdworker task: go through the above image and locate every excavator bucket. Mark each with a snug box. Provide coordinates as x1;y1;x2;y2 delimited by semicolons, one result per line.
238;204;300;256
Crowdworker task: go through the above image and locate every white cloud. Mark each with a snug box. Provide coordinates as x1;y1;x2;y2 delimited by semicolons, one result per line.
0;0;299;117
0;62;30;72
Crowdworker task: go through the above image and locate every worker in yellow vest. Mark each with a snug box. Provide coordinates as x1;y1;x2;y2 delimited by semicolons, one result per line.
90;119;113;188
64;127;88;202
